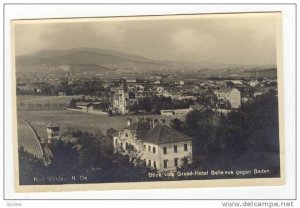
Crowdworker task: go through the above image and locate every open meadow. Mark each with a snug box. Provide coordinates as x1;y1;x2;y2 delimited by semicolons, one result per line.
16;95;82;111
17;95;78;104
17;109;172;140
16;95;173;157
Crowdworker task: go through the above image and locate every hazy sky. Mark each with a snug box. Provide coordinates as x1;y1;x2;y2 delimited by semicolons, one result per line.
14;13;279;65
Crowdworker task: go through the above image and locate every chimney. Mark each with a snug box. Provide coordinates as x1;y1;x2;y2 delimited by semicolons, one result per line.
153;119;159;127
127;118;132;126
160;119;166;124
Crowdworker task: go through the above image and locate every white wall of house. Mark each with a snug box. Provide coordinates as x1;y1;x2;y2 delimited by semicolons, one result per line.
113;130;141;152
158;141;192;171
215;88;241;109
229;89;241;109
46;127;60;143
113;134;193;171
141;142;160;169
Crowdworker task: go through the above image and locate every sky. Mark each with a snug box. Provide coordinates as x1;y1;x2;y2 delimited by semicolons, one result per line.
14;13;280;66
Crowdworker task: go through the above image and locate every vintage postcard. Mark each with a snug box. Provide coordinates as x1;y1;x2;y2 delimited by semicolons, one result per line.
11;12;284;192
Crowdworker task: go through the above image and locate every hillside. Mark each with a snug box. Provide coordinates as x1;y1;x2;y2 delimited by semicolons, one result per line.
15;47;276;76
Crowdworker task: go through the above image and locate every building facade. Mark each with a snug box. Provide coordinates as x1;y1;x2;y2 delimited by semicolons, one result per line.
113;118;193;171
214;88;241;109
46;121;60;143
112;79;139;114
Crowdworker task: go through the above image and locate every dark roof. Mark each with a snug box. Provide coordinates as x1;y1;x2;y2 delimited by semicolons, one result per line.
143;124;191;144
135;130;149;139
46;121;59;128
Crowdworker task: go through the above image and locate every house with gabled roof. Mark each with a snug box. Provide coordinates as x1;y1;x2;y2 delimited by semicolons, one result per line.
113;118;193;171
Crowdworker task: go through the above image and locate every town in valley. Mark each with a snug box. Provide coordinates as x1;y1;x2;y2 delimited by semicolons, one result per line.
14;14;280;185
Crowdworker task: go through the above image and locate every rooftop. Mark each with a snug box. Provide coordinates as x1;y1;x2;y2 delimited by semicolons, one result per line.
123;120;191;145
143;123;191;144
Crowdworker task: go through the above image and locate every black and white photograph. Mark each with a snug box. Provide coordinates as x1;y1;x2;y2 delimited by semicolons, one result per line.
11;12;284;191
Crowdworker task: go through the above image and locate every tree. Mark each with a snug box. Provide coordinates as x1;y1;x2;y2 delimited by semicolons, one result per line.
75;132;110;170
129;102;139;113
48;139;81;176
172;91;280;172
68;98;77;108
106;128;117;139
226;81;235;88
18;147;45;185
170;118;183;132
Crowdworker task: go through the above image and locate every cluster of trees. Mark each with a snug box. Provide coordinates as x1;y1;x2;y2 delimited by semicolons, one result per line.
171;92;280;175
17;80;107;96
18;102;67;111
195;91;218;108
19;128;150;185
58;80;106;96
131;96;195;114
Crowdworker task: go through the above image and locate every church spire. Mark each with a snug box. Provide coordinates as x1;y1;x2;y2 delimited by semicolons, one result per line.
119;79;128;91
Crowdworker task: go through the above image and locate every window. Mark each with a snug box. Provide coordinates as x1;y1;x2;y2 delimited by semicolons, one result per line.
163;147;167;154
143;145;146;150
153;147;156;154
174;158;179;167
148;160;151;167
153;161;157;169
148;146;151;152
163;160;168;169
174;145;178;153
120;142;123;150
125;133;128;137
184;144;188;151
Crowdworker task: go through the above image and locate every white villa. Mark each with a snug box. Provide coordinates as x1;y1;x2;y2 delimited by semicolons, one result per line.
113;118;193;171
214;88;241;109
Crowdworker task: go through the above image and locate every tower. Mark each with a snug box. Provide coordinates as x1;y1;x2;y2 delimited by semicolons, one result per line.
118;79;129;114
46;121;60;143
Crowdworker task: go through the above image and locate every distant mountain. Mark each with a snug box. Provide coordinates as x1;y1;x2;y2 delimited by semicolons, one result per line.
15;47;276;75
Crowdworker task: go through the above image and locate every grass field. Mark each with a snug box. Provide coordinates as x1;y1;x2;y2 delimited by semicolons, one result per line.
16;96;173;157
17;95;79;105
16;95;83;111
17;110;172;136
